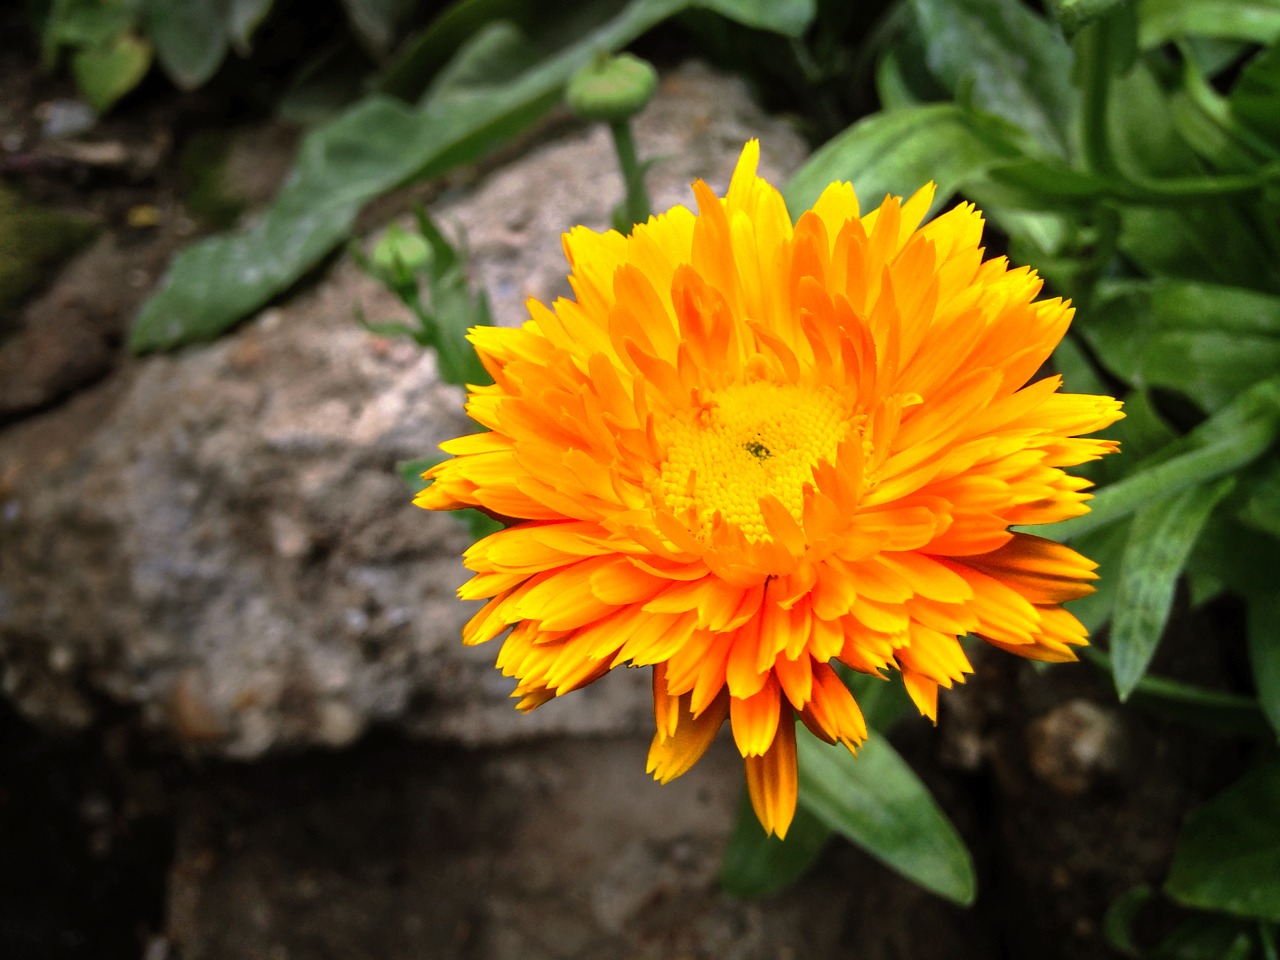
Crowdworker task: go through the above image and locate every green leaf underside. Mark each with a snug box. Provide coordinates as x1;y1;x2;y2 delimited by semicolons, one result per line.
720;792;832;898
1166;760;1280;922
796;733;975;905
1110;477;1234;700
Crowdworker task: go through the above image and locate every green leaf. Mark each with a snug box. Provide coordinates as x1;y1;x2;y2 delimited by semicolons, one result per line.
796;732;976;905
694;0;816;36
783;104;1026;214
72;32;152;114
1051;376;1280;541
1056;0;1133;38
1063;520;1129;633
397;457;439;492
131;0;694;352
141;0;228;89
1247;587;1280;738
227;0;274;54
908;0;1076;155
1149;916;1257;960
841;669;913;732
341;0;418;56
43;0;136;54
720;792;832;898
1102;883;1154;956
1231;44;1280;156
1139;0;1280;48
1166;761;1280;922
1110;477;1234;699
421;20;543;105
1083;280;1280;413
1240;457;1280;538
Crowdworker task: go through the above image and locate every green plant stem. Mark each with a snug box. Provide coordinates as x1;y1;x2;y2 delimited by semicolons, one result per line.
609;118;651;229
1076;19;1120;180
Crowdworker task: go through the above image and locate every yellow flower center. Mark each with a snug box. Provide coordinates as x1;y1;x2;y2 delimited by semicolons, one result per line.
657;381;851;541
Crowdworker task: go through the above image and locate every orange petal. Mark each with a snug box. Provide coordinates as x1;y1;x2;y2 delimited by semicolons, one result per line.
744;713;798;838
647;688;729;784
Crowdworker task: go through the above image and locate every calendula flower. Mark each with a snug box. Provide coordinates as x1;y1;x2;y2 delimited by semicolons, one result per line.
416;141;1122;837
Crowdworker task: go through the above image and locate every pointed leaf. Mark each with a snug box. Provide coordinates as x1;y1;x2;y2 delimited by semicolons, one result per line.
796;733;975;904
1110;477;1234;699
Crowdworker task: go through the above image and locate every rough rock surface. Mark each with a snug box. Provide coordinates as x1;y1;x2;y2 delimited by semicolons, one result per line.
0;63;808;757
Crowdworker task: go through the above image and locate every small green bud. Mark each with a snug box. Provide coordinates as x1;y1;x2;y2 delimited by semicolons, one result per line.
372;224;432;288
566;52;658;124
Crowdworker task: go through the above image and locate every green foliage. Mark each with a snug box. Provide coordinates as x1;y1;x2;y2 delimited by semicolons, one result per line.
721;670;975;903
31;0;415;111
129;0;818;352
354;208;493;389
771;0;1280;927
794;732;976;905
1166;761;1280;922
719;792;832;897
83;0;1280;925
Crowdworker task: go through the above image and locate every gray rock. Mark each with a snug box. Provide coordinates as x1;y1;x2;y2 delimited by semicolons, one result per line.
0;63;808;756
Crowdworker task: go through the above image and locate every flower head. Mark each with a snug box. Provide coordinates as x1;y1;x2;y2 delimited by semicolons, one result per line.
416;141;1123;837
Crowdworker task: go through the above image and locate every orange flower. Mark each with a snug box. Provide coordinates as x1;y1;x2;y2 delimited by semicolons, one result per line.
416;141;1122;837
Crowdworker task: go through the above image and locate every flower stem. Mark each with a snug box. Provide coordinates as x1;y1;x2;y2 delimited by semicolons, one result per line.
609;118;651;230
1076;18;1120;179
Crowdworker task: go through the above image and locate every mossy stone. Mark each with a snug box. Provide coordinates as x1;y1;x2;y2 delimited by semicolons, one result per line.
0;184;99;318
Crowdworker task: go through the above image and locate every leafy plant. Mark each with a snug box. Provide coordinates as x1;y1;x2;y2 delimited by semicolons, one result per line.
29;0;413;113
722;0;1280;928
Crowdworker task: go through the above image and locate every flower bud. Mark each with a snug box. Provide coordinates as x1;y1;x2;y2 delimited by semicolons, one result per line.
566;52;658;124
372;224;431;288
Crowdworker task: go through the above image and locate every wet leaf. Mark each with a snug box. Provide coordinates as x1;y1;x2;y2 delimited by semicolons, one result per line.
1166;761;1280;921
796;733;975;905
